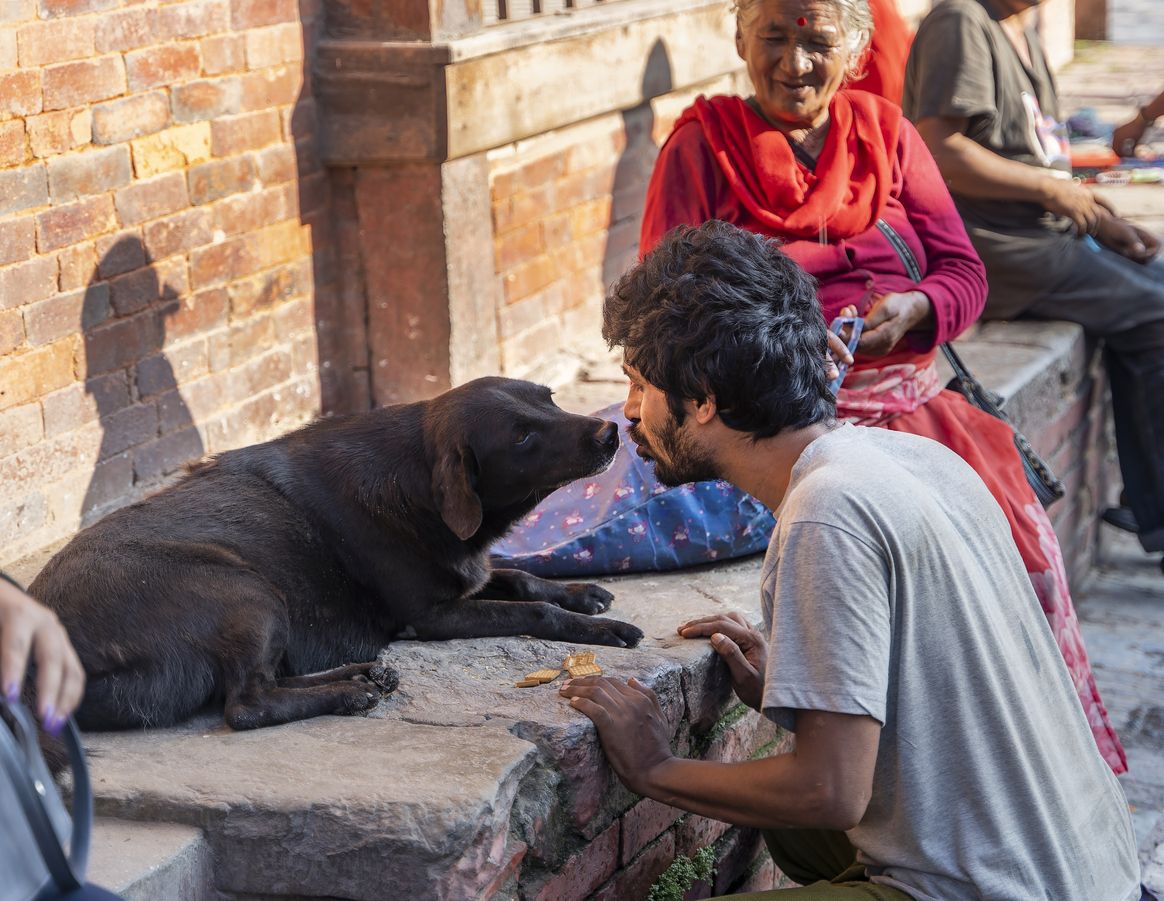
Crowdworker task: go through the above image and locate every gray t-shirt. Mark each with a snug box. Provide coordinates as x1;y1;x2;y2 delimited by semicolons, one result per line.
903;0;1069;234
761;424;1139;900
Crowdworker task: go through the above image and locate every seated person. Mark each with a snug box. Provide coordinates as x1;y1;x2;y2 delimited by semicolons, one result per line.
904;0;1164;575
562;220;1141;900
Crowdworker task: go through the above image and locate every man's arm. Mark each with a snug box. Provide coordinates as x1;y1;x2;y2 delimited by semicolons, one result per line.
914;116;1104;235
560;676;881;832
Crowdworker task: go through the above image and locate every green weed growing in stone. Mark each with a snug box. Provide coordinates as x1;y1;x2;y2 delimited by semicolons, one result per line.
646;845;717;901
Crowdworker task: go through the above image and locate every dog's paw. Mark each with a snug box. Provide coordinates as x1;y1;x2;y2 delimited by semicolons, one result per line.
368;661;400;694
588;617;645;649
561;583;614;615
336;682;379;715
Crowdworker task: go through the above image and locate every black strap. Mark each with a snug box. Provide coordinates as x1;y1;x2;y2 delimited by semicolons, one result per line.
875;219;923;282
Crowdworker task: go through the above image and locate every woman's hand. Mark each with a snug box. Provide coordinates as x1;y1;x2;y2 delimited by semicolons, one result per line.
1112;117;1148;158
825;329;853;382
1042;178;1105;236
1095;214;1161;264
559;676;674;795
677;612;767;710
857;291;934;357
0;578;85;733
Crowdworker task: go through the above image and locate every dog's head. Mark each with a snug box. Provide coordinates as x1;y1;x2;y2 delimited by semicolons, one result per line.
424;377;619;541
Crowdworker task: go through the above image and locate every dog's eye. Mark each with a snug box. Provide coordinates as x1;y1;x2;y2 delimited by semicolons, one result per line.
515;431;531;446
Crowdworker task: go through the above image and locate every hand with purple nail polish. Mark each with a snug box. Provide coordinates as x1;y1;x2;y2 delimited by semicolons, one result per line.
0;574;86;728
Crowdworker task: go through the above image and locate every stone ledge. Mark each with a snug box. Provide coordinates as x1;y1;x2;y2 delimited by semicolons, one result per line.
88;818;213;901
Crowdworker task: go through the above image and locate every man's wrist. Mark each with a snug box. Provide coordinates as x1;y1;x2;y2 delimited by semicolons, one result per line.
638;755;681;799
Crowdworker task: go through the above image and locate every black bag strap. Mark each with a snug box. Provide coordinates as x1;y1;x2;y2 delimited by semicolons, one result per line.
875;219;923;283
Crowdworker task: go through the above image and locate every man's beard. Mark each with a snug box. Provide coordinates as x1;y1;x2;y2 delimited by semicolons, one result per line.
628;412;719;487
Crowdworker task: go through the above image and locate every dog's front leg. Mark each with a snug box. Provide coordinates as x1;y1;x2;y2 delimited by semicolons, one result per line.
474;568;614;615
413;598;643;648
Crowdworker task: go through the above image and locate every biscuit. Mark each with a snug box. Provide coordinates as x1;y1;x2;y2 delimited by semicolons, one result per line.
514;678;541;688
527;669;562;684
566;662;602;678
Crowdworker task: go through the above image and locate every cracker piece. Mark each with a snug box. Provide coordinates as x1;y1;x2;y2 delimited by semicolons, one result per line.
528;669;561;684
514;678;541;688
566;662;602;678
578;651;596;664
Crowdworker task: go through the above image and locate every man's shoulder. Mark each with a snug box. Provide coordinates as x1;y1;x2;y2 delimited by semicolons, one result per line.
916;0;994;41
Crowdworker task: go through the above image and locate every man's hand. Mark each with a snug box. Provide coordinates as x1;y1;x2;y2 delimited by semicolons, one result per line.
677;612;767;710
824;329;853;382
1112;117;1148;158
1095;213;1161;264
0;579;85;734
1042;178;1105;236
559;676;673;795
857;292;933;357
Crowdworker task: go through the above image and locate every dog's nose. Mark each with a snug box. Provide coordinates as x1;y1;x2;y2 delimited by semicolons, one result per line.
597;421;618;453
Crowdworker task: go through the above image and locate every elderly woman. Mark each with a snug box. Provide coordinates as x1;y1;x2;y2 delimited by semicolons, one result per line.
640;0;1125;773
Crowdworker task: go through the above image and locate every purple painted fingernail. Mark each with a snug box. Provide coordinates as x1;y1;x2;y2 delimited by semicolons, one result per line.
40;705;55;728
4;683;18;703
45;716;65;737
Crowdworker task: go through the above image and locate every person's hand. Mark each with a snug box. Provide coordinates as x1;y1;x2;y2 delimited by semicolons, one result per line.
1095;214;1161;264
1112;116;1148;157
825;329;853;382
559;676;673;795
1042;178;1105;236
677;611;767;710
0;579;85;734
856;292;933;357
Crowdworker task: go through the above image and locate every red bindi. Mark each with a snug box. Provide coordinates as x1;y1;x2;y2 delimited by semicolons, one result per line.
796;15;808;25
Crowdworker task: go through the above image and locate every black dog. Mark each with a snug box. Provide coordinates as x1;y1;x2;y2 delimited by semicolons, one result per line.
30;377;643;732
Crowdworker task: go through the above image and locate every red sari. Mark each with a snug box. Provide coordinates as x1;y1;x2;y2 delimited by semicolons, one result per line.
642;91;1126;773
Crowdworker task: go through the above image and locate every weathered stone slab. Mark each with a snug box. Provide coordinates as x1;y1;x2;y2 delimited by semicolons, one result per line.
84;717;538;900
88;818;212;901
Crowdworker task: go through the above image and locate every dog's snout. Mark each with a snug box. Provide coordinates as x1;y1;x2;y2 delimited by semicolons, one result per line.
597;421;618;453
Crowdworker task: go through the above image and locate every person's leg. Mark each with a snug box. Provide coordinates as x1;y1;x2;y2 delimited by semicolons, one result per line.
972;226;1164;554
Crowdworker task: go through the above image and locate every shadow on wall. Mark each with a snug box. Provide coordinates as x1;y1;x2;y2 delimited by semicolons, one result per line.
80;236;203;527
603;39;674;287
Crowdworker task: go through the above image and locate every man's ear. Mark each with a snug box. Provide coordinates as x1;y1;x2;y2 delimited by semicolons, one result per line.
431;443;482;540
692;394;718;425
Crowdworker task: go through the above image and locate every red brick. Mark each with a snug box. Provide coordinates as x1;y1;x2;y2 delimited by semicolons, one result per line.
491;153;568;202
27;109;90;158
95;8;152;53
171;77;242;124
126;44;202;93
38;0;117;19
494;222;544;272
96;402;159;458
0;340;74;412
0;218;36;267
166;287;229;341
108;266;163;316
0;404;44;459
228;262;303;317
47;145;132;202
231;0;296;29
591;832;676;901
502;254;557;305
272;290;312;339
159;373;222;429
534;821;620;901
133;426;204;483
254;219;305;269
142;207;212;259
254;143;294;183
0;26;14;69
0;120;27;168
25;284;107;345
0;308;24;354
16;18;95;67
115;173;190;227
0;70;42;119
154;0;229;40
226;310;274;364
244;23;301;69
41;371;129;437
0;255;57;311
37;195;118;253
56;241;96;291
0;165;48;219
91;92;171;145
239;66;300;111
187;155;257;205
42;56;126;112
82;311;164;375
82;453;134;516
200;33;246;75
209;109;281;156
95;232;146;279
212;186;287;237
620;799;683;865
674;815;732;859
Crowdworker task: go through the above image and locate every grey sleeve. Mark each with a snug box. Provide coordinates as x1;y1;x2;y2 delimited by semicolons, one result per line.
761;521;892;732
904;7;997;123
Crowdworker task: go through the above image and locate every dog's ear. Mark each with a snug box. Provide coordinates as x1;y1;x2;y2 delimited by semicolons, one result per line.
431;443;482;540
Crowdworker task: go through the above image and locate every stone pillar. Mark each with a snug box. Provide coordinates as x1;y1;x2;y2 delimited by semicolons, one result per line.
313;1;500;408
1074;0;1107;40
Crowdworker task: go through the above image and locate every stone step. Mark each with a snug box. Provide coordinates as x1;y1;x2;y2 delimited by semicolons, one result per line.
87;818;212;901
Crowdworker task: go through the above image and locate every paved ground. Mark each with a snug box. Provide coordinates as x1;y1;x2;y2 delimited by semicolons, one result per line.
1057;33;1164;892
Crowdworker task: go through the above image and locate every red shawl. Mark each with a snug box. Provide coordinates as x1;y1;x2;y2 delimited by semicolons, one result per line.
670;91;902;241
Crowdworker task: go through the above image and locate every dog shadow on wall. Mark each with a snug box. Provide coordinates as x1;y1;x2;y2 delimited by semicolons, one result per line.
80;235;203;526
602;39;674;286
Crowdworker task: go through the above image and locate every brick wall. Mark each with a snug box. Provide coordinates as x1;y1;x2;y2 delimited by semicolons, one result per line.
0;0;330;565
